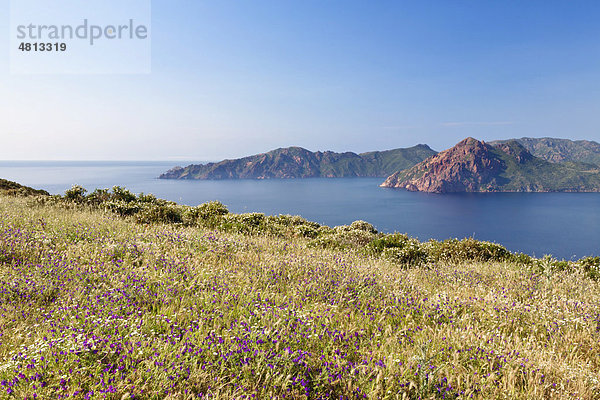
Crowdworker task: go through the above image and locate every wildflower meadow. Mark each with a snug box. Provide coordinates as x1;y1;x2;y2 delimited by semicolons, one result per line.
1;190;599;399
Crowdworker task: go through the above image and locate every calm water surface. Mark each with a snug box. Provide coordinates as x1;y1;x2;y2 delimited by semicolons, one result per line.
1;161;598;260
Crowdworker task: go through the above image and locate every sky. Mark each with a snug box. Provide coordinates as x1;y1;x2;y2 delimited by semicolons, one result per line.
1;0;599;161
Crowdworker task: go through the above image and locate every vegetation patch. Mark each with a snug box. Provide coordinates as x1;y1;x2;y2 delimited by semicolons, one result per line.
1;193;600;398
0;178;49;197
26;184;600;279
0;186;599;398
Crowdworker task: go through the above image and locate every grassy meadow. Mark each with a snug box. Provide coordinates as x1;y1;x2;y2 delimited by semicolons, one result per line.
1;189;600;399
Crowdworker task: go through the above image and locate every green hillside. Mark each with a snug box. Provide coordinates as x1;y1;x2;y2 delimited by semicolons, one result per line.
159;145;437;179
0;178;49;196
491;137;600;166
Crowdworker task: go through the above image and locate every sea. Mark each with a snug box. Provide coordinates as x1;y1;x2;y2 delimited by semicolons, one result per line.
1;160;599;260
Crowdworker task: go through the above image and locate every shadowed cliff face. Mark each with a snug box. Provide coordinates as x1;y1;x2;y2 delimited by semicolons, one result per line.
381;138;600;193
381;138;505;193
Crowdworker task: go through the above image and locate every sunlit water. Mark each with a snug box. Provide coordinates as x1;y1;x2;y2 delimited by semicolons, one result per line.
1;161;598;260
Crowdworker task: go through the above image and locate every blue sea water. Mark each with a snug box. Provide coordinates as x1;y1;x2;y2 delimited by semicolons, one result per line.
1;161;599;260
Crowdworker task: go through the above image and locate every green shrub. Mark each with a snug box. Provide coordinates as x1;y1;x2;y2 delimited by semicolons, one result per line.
86;188;111;205
337;226;377;246
317;226;334;235
135;204;184;224
137;192;159;204
104;200;141;216
551;259;571;272
367;233;411;255
219;213;266;234
258;215;321;238
111;186;137;203
23;183;600;281
293;224;319;239
64;185;87;203
350;220;377;234
192;201;229;227
310;225;377;249
176;201;229;228
367;233;428;266
181;207;201;226
510;252;534;266
218;214;243;233
48;184;595;275
269;214;313;227
238;212;265;228
579;256;600;280
381;238;428;266
533;255;575;278
427;238;511;263
198;201;229;217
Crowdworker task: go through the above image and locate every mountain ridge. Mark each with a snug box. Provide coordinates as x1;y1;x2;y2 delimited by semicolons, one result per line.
490;137;600;166
159;145;437;180
381;137;600;193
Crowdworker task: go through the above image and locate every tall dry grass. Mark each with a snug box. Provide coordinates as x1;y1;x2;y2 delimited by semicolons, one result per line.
0;196;598;399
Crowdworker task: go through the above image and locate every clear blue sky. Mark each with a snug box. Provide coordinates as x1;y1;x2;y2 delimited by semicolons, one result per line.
1;0;599;160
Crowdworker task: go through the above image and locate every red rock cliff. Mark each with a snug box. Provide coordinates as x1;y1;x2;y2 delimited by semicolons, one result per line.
381;138;504;193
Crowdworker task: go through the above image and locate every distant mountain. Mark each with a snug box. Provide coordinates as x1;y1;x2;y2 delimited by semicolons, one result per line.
490;137;600;166
381;137;600;193
0;178;49;196
159;145;437;180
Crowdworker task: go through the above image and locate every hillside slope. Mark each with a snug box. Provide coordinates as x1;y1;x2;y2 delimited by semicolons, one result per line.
490;137;600;166
1;195;599;398
381;137;600;193
0;178;49;196
159;145;436;179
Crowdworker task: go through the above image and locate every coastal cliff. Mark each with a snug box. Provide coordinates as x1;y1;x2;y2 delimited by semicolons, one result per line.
381;138;600;193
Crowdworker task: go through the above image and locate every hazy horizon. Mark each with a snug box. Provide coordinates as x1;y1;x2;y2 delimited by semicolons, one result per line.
1;135;599;162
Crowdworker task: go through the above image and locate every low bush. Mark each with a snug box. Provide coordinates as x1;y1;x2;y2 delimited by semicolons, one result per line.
578;256;600;280
48;184;598;271
86;188;111;205
268;214;313;227
137;192;160;204
368;233;411;254
261;215;321;238
367;233;427;266
64;185;87;203
187;201;230;228
293;224;320;239
310;224;378;249
427;237;512;263
382;238;428;266
135;203;184;224
219;213;267;234
350;220;378;234
104;200;142;216
110;186;137;203
510;252;534;266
